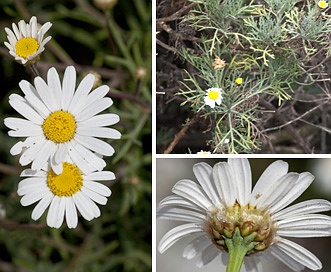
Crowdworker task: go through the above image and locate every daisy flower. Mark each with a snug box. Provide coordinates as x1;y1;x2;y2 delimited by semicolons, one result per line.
204;88;223;108
157;159;331;271
235;77;243;85
213;57;226;70
197;150;211;155
318;1;328;9
17;160;115;228
4;16;52;66
4;66;121;174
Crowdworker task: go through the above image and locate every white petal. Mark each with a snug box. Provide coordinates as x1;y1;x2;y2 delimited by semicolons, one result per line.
5;117;41;133
65;197;78;229
61;66;76;111
81;186;108;205
74;134;115;156
8;124;42;137
78;113;120;127
250;160;288;206
18;20;26;37
228;158;252;206
31;191;53;220
72;191;94;220
193;162;220;205
83;180;112;197
11;136;42;156
75;97;113;122
17;177;45;195
37;22;52;40
277;214;331;237
50;155;63;175
31;140;57;171
273;238;322;270
53;143;68;164
86;171;115;181
70;140;106;171
80;190;101;218
76;127;121;139
84;85;110;108
20;168;46;177
254;173;298;210
183;235;212;260
243;256;263;272
20;188;50;206
12;23;21;40
269;172;314;213
158;195;206;213
212;162;236;206
158;223;204;253
196;244;220;268
172;179;212;210
157;207;205;222
31;17;37;38
68;74;95;115
268;244;305;271
34;76;58;112
18;140;46;166
274;199;331;220
68;144;92;175
47;67;62;109
47;196;65;228
9;95;44;125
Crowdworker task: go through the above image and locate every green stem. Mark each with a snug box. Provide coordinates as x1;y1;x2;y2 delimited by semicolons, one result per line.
225;227;257;272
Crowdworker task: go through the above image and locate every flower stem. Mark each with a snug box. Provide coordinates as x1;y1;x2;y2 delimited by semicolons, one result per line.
225;227;257;272
30;63;40;77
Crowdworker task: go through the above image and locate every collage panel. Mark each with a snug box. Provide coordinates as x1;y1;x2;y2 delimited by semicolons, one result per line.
156;0;331;154
156;158;331;271
0;1;152;271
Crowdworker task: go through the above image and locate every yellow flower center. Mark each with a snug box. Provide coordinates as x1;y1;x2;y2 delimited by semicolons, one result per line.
235;78;243;85
42;110;76;143
207;90;219;101
15;37;40;59
47;162;83;196
206;202;276;255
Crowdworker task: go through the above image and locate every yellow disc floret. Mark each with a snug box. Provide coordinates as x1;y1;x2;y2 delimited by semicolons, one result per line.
15;37;39;59
42;110;76;143
207;90;219;101
47;162;83;196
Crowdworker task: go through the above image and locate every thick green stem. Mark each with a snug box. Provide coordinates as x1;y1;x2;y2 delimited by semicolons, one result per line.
225;227;257;272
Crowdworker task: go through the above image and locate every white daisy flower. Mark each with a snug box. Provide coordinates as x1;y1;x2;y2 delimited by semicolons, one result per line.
197;150;211;155
157;159;331;271
4;66;121;175
204;88;223;108
17;161;115;228
4;16;52;66
318;1;328;9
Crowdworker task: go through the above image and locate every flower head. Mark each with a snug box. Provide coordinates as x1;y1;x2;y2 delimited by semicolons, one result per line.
235;77;243;85
213;57;226;70
204;88;223;108
197;150;211;155
4;66;121;175
157;159;331;271
318;1;328;9
17;160;114;228
4;16;52;66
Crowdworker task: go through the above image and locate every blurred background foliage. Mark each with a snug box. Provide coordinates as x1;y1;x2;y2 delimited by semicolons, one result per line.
0;0;151;271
